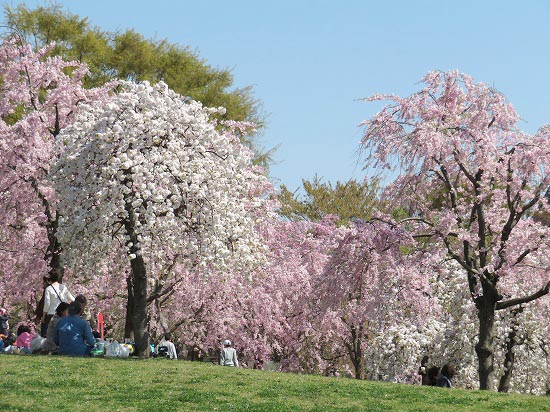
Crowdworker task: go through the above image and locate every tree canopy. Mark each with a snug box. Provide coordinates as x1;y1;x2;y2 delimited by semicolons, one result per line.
51;80;273;355
2;3;272;167
277;176;380;224
360;70;550;390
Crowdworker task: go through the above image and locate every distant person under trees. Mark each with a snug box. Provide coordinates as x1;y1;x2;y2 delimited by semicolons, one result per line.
74;294;96;331
157;334;178;359
436;363;456;388
0;307;9;335
220;340;239;367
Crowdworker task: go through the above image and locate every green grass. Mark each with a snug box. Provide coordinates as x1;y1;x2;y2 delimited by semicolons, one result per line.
0;355;548;412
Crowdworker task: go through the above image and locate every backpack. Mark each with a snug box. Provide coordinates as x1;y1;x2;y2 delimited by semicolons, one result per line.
157;345;169;358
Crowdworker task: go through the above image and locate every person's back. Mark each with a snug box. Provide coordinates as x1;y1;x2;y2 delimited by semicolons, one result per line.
157;334;177;359
43;302;69;352
44;283;74;313
220;340;239;367
436;363;456;388
55;302;95;356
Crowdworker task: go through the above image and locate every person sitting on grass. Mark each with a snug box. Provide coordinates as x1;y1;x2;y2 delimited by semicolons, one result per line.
74;294;97;331
220;339;239;367
42;302;70;353
15;325;32;354
54;301;95;356
436;363;456;388
1;333;16;352
157;333;178;359
427;366;440;386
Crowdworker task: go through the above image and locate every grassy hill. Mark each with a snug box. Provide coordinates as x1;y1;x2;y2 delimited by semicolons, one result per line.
0;355;548;412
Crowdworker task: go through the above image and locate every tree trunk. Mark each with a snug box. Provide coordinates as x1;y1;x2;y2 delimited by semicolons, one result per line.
124;274;134;340
498;307;523;393
498;327;516;393
130;253;149;356
352;353;364;380
47;219;64;281
123;178;149;356
475;294;498;390
32;178;64;281
345;325;365;380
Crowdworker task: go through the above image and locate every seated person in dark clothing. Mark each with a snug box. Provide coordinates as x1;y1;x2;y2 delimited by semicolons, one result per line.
436;363;456;388
427;366;440;386
419;356;440;386
55;301;95;356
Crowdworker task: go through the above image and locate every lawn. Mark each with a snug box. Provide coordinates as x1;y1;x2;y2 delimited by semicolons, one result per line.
0;355;548;412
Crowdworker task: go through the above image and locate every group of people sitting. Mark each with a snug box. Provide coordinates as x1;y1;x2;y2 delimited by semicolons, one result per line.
2;271;242;361
0;272;98;356
1;299;96;356
418;356;456;388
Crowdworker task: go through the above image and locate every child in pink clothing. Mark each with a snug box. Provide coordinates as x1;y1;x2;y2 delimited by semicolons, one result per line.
16;325;32;353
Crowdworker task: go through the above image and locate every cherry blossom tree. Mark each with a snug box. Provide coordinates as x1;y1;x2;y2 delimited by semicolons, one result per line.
314;218;430;379
144;216;330;366
360;70;550;390
416;260;550;394
0;37;109;308
253;217;337;371
51;80;273;355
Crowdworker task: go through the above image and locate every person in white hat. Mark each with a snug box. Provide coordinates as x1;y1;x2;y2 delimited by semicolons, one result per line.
220;339;239;367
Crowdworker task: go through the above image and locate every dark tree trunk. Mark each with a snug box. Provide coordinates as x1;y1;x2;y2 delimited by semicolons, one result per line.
47;215;63;281
498;329;516;393
124;274;135;340
123;176;149;356
498;307;523;393
31;178;64;281
352;354;364;380
345;325;364;380
130;253;148;356
475;291;498;390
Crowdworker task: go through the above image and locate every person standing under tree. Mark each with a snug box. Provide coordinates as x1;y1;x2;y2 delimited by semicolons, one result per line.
0;307;9;335
220;340;239;367
36;276;51;336
42;272;74;336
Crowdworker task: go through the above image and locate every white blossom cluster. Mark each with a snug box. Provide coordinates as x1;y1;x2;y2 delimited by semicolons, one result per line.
418;262;549;394
360;260;549;394
51;81;271;281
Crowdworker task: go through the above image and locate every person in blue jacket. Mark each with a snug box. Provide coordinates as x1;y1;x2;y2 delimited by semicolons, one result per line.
55;301;95;356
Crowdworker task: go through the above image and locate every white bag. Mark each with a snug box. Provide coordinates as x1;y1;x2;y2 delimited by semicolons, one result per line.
119;344;130;358
105;340;121;357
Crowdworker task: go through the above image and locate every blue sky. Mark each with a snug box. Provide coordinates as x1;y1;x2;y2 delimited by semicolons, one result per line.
6;0;550;192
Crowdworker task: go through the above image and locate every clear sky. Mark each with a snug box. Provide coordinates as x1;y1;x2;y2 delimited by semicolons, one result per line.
6;0;550;192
